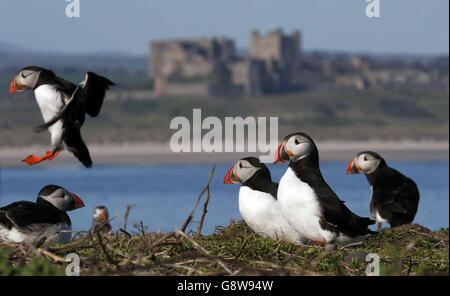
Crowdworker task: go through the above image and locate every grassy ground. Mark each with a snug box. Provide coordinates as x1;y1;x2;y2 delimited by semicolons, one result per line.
0;87;448;146
0;221;448;276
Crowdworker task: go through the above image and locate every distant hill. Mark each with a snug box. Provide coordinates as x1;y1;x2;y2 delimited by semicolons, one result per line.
0;87;448;146
0;41;148;73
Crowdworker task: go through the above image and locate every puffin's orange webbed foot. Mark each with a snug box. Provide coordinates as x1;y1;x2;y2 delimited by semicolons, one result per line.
23;151;58;165
45;151;59;160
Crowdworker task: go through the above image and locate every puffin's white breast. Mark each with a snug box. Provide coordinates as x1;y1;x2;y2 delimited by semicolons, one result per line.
0;225;30;242
34;85;65;123
277;167;336;243
0;223;71;244
34;85;66;147
238;186;304;244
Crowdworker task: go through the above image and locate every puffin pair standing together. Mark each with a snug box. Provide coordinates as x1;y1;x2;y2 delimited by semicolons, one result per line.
224;157;309;244
9;66;115;167
225;132;375;247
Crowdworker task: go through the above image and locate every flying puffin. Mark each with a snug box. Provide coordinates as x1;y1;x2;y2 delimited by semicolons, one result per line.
346;151;420;229
9;66;115;167
90;206;112;233
274;132;375;247
0;185;85;244
224;157;308;244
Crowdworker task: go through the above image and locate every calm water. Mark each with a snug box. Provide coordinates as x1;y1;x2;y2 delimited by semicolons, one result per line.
0;161;448;234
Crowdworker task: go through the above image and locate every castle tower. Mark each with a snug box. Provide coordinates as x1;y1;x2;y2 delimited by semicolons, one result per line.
249;29;301;92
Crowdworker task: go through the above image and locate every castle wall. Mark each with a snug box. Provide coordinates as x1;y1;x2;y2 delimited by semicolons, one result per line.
149;29;301;96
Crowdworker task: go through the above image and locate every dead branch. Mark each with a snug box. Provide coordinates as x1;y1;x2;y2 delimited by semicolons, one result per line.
196;165;216;237
181;165;215;233
121;204;136;232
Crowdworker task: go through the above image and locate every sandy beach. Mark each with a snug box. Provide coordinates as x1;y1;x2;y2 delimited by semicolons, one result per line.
0;139;448;167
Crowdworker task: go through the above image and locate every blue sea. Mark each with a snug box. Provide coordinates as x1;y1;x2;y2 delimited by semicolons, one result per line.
0;161;448;234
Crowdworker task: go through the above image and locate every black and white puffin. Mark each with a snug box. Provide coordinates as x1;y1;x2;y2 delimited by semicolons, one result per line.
274;132;375;247
9;66;115;167
224;157;308;244
0;185;85;244
90;206;112;233
346;151;420;229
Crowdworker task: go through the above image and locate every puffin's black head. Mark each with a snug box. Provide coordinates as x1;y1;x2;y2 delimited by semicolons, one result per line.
93;206;109;222
224;157;272;185
37;184;85;212
9;66;55;94
346;151;387;175
9;66;44;94
273;132;319;165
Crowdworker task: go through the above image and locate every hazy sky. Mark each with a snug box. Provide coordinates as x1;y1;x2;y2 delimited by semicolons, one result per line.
0;0;448;55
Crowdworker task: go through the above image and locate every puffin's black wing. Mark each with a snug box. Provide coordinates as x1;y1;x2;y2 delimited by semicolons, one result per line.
33;72;115;132
318;188;375;236
373;167;420;226
79;72;115;117
63;123;93;168
0;201;64;229
303;168;375;236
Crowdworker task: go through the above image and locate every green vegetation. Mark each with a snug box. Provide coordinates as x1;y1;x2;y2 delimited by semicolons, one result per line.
0;222;447;276
0;87;448;146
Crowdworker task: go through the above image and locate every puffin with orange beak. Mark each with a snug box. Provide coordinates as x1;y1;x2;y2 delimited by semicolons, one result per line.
90;206;112;233
274;132;375;247
224;157;308;244
346;151;420;229
0;185;85;244
9;66;115;167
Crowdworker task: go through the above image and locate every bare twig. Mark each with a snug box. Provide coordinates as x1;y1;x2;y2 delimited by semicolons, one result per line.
37;248;67;263
146;232;175;252
122;204;136;232
120;228;132;238
196;165;216;237
181;165;215;233
139;221;146;239
339;241;364;250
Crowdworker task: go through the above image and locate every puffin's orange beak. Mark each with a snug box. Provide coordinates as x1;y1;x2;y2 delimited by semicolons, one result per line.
274;141;289;164
71;193;85;209
224;166;238;184
101;211;108;222
9;78;17;94
346;158;360;174
9;78;24;94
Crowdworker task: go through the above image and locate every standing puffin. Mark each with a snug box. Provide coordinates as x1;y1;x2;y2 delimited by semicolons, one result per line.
9;66;115;167
274;132;375;247
90;206;112;233
224;157;308;244
346;151;420;229
0;185;85;244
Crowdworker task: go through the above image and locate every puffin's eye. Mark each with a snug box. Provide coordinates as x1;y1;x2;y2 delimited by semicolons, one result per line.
295;138;300;145
239;163;243;169
364;156;368;161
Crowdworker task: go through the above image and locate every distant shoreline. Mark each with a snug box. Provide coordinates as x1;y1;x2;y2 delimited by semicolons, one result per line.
0;140;448;167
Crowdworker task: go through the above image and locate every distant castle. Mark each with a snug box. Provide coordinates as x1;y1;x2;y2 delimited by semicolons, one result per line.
149;29;302;96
